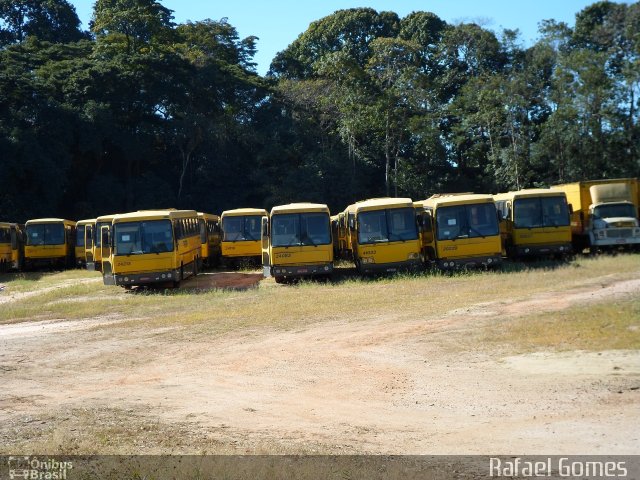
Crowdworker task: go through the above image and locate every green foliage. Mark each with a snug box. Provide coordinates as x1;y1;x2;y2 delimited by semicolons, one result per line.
0;1;639;223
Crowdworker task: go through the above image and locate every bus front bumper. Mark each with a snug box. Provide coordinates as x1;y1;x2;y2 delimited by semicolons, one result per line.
25;257;66;267
270;263;333;277
113;269;180;287
437;255;502;270
515;243;572;256
358;259;422;274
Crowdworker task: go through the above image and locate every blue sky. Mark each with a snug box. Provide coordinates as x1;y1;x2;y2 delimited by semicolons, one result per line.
68;0;630;75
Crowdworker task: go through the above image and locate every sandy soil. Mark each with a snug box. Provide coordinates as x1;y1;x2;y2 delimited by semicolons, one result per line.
0;272;638;455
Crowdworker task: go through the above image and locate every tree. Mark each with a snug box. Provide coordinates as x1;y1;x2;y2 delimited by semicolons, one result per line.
0;0;84;46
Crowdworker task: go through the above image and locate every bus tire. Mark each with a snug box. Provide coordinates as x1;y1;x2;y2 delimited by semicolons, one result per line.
274;276;286;284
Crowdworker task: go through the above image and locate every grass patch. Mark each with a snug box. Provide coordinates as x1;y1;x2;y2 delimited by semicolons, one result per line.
481;296;640;353
1;254;639;337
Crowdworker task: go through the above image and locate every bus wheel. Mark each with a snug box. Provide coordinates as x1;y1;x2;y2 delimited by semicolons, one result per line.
274;276;286;284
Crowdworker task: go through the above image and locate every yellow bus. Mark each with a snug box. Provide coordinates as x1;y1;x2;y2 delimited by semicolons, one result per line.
0;222;24;272
261;203;333;283
102;209;201;288
494;189;572;258
415;194;502;270
24;218;76;270
89;213;117;271
344;198;422;274
198;212;221;267
220;208;267;266
75;219;95;268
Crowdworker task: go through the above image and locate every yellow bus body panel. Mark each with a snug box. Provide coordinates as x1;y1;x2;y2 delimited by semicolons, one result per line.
355;240;420;265
435;236;502;261
271;244;333;266
25;245;67;260
0;244;10;264
513;227;571;246
113;252;174;275
222;240;262;257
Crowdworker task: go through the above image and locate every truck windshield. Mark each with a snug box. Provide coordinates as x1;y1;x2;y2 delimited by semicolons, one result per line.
357;208;418;244
436;203;499;241
76;225;85;247
514;197;569;228
114;220;174;255
593;203;637;219
271;213;331;247
222;215;262;241
26;223;65;246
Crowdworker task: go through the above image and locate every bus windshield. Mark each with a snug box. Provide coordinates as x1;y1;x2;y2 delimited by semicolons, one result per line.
514;196;569;228
114;220;174;255
436;203;499;241
593;203;636;220
357;208;418;244
76;225;86;247
26;223;65;246
271;213;331;247
222;215;262;241
0;227;10;244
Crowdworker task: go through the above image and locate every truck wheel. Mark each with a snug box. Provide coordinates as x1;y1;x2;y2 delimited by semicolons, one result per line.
274;276;286;284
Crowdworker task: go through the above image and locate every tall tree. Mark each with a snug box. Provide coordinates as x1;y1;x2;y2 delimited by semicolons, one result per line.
0;0;84;46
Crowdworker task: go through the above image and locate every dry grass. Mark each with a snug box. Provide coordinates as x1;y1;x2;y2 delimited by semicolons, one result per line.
2;255;639;335
479;296;640;353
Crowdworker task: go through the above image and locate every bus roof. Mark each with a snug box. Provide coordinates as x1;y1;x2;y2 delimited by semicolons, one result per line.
221;208;268;217
197;212;220;221
76;218;96;226
113;209;198;223
494;189;567;201
0;222;20;228
25;218;76;226
95;213;119;223
270;203;330;215
417;194;495;208
353;197;414;213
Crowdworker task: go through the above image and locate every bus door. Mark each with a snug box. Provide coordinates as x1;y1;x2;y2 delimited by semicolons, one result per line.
261;216;270;277
100;226;115;285
85;225;94;267
421;209;435;261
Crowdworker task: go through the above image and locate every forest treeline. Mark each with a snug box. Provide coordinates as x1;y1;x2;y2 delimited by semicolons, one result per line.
0;0;639;221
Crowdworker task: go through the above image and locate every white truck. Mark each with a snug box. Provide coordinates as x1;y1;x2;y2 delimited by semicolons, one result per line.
553;178;640;253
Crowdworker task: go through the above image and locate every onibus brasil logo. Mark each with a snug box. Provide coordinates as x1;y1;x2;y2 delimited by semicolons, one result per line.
7;456;73;480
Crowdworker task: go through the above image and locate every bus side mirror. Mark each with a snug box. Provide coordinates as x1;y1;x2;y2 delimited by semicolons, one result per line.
261;216;269;237
568;204;573;215
348;217;355;230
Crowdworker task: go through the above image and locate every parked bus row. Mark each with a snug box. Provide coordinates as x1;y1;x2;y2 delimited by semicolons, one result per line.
1;178;639;286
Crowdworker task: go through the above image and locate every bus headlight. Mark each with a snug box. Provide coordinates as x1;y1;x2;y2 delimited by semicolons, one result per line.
487;258;492;264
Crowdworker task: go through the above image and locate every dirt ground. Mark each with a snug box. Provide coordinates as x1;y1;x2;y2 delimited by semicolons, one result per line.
0;271;638;455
